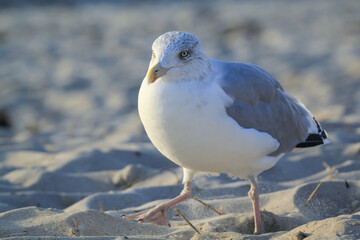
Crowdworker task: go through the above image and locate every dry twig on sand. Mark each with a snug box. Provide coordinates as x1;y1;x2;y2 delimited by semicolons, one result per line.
322;161;337;179
26;124;57;151
72;217;79;235
174;208;200;234
98;202;104;212
305;182;323;207
192;196;224;215
306;161;338;206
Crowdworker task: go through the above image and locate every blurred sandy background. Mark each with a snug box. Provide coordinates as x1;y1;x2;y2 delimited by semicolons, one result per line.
0;0;360;239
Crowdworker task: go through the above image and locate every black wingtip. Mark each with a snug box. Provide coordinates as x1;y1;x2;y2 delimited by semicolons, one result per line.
296;130;327;148
296;139;323;148
296;117;328;148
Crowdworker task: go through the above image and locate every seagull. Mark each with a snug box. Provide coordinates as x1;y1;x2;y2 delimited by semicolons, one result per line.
123;31;328;234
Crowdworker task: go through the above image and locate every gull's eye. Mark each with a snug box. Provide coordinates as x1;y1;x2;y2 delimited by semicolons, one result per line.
152;51;156;58
179;50;189;59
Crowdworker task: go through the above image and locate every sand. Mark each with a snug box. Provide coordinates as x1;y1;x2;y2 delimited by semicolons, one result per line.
0;0;360;239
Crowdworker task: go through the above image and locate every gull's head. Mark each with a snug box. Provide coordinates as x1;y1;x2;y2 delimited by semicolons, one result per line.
146;31;210;84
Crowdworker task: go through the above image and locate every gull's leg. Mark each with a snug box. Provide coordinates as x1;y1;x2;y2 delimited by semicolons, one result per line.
247;176;263;235
122;168;194;226
122;181;192;226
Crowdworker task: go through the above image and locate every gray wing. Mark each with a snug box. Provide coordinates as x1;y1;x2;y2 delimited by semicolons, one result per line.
218;61;312;156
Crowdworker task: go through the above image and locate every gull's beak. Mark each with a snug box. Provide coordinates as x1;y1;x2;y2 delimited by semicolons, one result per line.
147;62;169;84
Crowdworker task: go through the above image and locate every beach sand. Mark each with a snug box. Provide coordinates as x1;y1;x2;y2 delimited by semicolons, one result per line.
0;0;360;239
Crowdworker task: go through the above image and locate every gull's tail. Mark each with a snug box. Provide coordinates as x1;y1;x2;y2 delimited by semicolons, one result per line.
296;117;329;148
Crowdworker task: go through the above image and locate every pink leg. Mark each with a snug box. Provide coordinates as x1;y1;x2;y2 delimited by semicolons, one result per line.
248;176;263;235
122;181;192;226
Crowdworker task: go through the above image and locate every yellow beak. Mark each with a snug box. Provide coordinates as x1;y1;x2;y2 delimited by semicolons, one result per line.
147;62;169;83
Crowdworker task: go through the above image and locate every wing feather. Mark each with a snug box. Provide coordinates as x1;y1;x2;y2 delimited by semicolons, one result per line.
217;61;313;156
